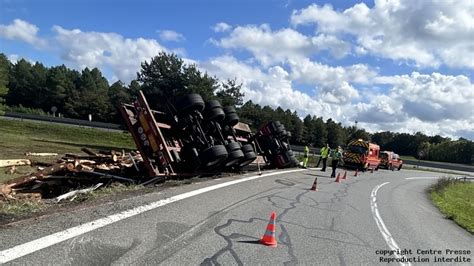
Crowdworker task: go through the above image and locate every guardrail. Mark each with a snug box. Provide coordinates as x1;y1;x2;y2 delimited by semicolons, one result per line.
403;159;473;173
3;112;124;131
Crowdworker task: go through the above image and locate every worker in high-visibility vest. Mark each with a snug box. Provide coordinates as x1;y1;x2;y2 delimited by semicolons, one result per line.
330;146;343;178
319;144;330;171
303;145;310;168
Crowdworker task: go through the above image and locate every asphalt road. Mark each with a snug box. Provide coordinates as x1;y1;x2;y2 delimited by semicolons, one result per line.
0;168;472;265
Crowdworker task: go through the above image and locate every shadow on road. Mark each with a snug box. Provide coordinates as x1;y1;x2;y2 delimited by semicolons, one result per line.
236;240;261;245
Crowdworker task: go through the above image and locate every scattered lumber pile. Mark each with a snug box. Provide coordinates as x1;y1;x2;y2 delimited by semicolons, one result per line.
0;148;144;200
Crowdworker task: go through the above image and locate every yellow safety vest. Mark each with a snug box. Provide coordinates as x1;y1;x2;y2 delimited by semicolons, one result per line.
321;147;329;158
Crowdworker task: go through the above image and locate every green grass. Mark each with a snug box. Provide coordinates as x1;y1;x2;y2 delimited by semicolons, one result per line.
400;155;417;160
0;119;135;184
296;154;318;166
430;178;474;233
0;199;45;215
73;183;146;202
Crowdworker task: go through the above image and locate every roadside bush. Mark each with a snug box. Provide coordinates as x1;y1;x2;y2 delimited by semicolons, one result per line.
4;105;49;116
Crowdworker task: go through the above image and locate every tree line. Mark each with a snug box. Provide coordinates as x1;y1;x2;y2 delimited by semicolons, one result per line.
0;53;472;164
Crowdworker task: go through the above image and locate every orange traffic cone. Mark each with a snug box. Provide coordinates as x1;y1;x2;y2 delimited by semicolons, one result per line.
335;173;341;183
354;169;358;177
261;212;277;247
342;171;347;180
311;177;318;191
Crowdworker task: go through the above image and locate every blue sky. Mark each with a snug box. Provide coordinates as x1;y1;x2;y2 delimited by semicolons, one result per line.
1;0;473;139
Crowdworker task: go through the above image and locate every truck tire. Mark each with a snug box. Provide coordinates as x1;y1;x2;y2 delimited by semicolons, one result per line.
241;144;254;153
204;100;225;122
174;94;205;114
200;145;228;168
269;121;284;135
226;141;242;152
225;149;245;167
223;106;239;126
238;151;257;167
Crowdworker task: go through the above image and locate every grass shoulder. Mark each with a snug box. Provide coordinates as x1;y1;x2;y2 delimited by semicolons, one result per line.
0;119;135;184
430;178;474;234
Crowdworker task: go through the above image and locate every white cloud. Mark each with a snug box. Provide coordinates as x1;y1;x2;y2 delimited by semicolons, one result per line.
200;55;333;117
353;72;474;138
157;30;185;42
212;22;232;33
202;55;474;139
379;72;474;122
0;19;46;47
288;58;378;103
215;24;351;66
291;0;474;68
52;25;167;82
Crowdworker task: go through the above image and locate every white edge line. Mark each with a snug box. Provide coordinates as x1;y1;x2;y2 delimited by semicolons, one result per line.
370;182;411;266
0;168;306;263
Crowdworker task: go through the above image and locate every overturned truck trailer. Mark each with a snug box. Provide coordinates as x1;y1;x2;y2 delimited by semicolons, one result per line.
120;91;298;182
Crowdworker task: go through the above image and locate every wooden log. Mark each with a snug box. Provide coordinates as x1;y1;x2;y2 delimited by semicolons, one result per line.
0;159;31;168
75;159;96;165
2;163;68;187
14;192;42;201
30;160;54;167
63;155;115;164
25;152;59;157
4;166;16;174
66;163;76;172
76;164;94;172
0;185;13;198
81;148;99;156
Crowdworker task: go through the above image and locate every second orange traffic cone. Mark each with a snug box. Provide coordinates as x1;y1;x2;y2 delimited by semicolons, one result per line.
342;171;347;180
335;173;341;183
261;212;277;247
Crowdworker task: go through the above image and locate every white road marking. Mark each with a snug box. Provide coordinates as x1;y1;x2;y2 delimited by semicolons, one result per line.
0;168;306;263
370;182;411;266
405;177;439;180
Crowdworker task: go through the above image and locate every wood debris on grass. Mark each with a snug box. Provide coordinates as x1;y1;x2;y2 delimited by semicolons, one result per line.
0;149;144;201
0;159;31;168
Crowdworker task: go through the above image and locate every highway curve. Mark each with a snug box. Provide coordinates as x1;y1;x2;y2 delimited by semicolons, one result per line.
0;168;472;265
